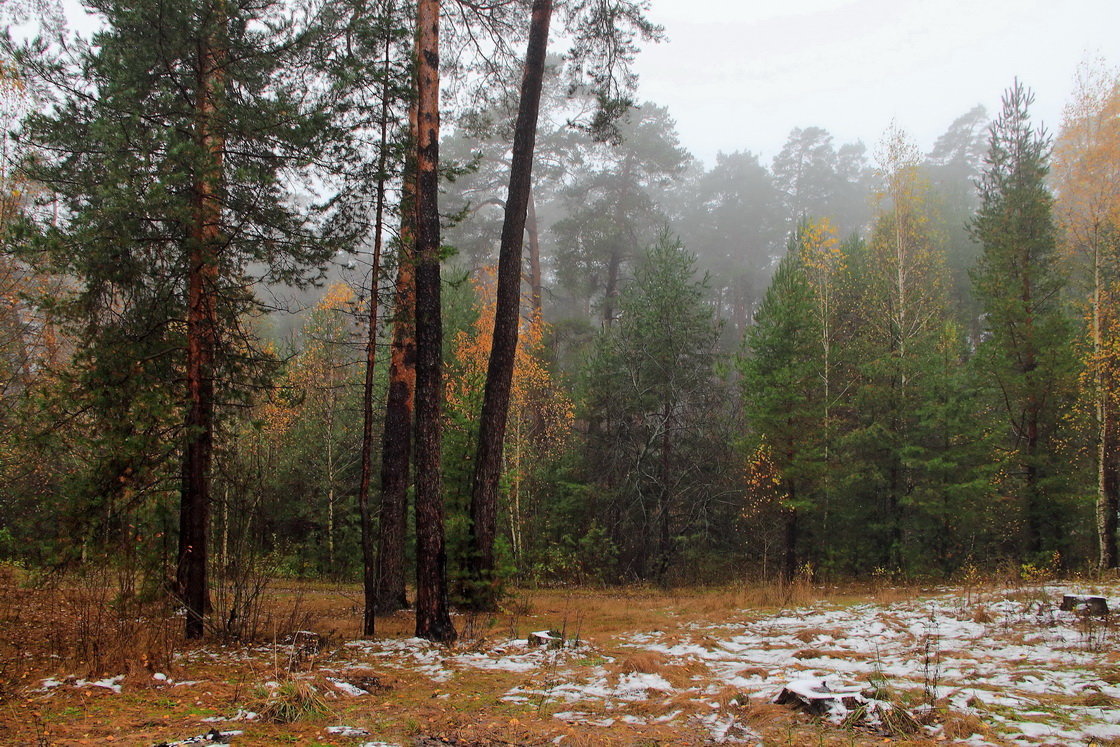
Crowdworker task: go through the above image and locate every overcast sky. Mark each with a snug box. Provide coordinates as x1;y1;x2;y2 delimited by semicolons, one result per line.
633;0;1120;167
38;0;1120;170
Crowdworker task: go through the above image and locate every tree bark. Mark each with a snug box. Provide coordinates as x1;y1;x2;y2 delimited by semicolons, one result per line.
413;0;455;643
1095;254;1119;569
179;18;225;640
375;81;419;617
1102;407;1119;568
1020;243;1043;557
358;20;395;635
655;398;672;582
464;0;553;611
783;506;798;584
376;246;416;614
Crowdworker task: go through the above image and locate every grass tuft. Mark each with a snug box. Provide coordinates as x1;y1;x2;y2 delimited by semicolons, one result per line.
255;679;330;724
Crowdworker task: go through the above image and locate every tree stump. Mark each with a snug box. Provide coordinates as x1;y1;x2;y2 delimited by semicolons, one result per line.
528;630;562;648
774;678;865;718
1059;595;1110;616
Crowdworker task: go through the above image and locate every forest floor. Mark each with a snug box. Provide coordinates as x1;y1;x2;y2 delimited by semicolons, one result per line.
1;570;1119;746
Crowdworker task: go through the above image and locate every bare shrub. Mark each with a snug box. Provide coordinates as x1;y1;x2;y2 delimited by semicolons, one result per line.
47;563;178;676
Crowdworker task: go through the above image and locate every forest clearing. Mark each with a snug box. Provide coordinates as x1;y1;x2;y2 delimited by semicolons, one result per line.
4;2;1120;745
3;571;1119;746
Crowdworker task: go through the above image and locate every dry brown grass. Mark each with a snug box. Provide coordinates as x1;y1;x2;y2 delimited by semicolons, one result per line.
255;677;330;723
792;647;874;661
4;573;1102;746
793;626;842;643
1080;690;1120;707
970;605;995;623
608;650;710;689
941;710;989;740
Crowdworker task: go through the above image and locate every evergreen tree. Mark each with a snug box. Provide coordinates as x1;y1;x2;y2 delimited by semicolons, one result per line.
412;0;457;643
830;127;979;574
925;105;988;333
971;80;1080;562
673;151;785;342
18;0;343;636
741;225;823;580
581;234;724;580
552;104;690;325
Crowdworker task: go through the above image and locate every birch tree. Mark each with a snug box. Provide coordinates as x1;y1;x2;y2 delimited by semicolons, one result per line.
1053;63;1120;569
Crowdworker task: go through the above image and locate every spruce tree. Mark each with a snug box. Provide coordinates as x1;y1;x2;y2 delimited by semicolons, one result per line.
582;235;722;580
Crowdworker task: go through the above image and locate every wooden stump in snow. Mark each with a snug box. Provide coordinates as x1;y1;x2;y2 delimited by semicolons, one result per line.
1059;595;1110;616
774;678;865;718
528;630;562;648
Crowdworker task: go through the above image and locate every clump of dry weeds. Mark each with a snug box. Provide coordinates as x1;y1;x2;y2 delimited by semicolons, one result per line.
254;677;330;723
941;710;989;740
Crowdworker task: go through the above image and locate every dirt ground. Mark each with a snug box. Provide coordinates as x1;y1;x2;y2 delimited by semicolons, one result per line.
1;569;1117;746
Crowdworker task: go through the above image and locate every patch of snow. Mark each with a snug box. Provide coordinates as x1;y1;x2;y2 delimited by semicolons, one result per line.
325;725;370;737
75;675;124;693
327;677;368;697
693;712;761;744
201;709;258;723
38;677;63;691
1085;722;1120;740
615;672;673;696
450;652;538;673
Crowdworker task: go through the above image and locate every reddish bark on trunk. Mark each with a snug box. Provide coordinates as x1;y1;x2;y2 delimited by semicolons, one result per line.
413;0;455;643
179;21;225;640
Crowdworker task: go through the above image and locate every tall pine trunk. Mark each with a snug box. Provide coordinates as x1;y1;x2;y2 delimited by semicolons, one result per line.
179;18;225;640
375;67;419;616
413;0;455;643
358;22;396;635
464;0;553;611
376;241;416;613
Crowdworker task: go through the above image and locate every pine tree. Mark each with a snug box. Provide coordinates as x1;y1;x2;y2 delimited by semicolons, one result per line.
464;0;554;612
741;226;823;580
971;80;1079;562
18;0;342;636
855;126;950;570
412;0;456;643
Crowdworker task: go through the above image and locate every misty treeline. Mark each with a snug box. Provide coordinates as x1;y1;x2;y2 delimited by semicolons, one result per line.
1;0;1118;641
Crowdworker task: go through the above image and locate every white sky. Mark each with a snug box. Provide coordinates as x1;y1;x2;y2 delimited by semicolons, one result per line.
37;0;1120;169
633;0;1120;166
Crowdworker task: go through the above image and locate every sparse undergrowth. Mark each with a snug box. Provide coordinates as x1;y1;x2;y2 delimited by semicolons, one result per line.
1;572;1119;745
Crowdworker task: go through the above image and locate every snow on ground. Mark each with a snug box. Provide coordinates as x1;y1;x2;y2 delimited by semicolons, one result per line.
608;582;1120;744
147;582;1115;743
342;635;596;684
324;582;1120;745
